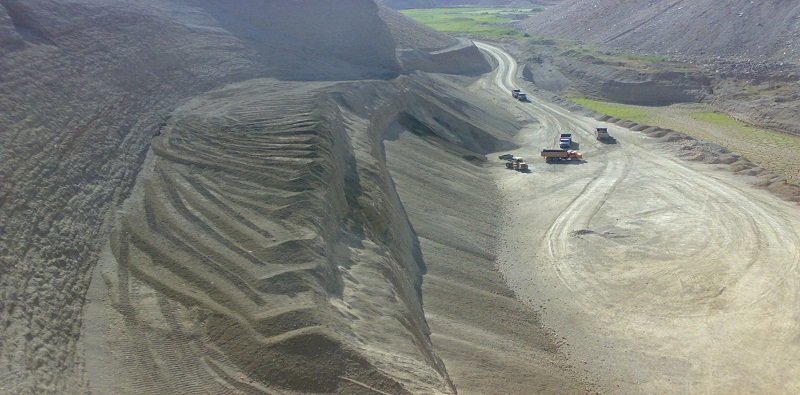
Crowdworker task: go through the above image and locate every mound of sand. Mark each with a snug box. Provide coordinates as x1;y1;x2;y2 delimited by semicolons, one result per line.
85;78;450;394
83;67;578;393
520;0;800;61
1;1;264;391
0;0;525;393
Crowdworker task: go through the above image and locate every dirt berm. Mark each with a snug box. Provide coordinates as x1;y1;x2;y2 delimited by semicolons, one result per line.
521;54;712;105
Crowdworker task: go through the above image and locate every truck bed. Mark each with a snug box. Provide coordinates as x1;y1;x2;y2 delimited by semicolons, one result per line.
541;149;582;162
541;149;570;157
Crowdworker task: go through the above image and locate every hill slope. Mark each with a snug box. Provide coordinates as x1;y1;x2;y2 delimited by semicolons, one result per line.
382;0;560;9
0;0;490;393
521;0;800;61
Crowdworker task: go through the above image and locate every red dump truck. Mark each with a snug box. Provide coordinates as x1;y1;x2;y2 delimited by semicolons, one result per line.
540;149;583;163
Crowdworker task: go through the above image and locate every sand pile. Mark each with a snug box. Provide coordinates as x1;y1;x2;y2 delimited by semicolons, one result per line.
83;62;587;392
0;1;263;391
0;0;501;393
85;78;452;394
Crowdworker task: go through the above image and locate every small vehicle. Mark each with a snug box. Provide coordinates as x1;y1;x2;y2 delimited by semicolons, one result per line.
511;89;527;101
506;158;529;171
499;154;529;172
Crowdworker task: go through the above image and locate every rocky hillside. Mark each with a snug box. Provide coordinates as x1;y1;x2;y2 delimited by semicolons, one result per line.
520;0;800;62
382;0;560;9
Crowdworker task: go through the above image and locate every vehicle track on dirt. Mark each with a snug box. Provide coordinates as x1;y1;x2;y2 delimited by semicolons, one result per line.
478;42;800;394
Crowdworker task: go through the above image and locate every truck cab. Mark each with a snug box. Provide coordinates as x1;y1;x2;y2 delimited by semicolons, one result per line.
559;133;572;148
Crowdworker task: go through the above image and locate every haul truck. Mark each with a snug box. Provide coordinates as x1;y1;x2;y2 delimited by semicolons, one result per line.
540;149;583;163
596;127;612;141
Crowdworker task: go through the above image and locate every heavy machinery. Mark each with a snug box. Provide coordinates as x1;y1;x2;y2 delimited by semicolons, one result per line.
508;158;529;171
559;133;572;148
499;154;529;171
541;149;583;163
596;127;612;141
511;89;527;101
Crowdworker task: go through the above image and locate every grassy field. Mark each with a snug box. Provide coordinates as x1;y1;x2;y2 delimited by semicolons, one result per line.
561;44;677;69
691;111;743;127
570;97;655;125
400;8;539;38
573;97;800;184
686;111;800;183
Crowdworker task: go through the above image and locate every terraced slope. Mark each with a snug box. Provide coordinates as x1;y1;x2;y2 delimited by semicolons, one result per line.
0;0;495;392
84;74;521;393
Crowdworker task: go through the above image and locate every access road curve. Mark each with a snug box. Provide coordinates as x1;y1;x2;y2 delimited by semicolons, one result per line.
477;41;800;394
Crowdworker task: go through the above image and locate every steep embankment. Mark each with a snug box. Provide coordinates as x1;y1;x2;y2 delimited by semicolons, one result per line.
520;52;712;105
377;5;491;75
378;3;458;50
520;0;800;61
384;74;593;394
0;0;491;393
184;0;402;80
0;1;263;392
85;78;458;395
83;60;585;395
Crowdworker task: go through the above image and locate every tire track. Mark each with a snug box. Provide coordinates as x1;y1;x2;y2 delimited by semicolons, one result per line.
542;152;631;294
480;41;800;393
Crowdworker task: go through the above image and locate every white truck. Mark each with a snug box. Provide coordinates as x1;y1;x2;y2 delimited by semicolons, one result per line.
511;89;527;101
559;133;572;149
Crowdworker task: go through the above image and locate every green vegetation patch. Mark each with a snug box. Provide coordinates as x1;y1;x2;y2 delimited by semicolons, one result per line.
690;111;743;127
570;97;655;125
400;7;539;38
559;42;692;70
688;111;800;184
621;54;669;64
568;101;800;184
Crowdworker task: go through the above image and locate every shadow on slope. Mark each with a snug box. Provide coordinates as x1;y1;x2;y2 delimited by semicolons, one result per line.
188;0;402;80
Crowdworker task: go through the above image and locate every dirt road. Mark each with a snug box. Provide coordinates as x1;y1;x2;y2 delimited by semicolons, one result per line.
476;42;800;394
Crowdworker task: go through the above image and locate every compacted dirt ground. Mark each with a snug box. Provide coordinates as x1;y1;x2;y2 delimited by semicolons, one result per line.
477;42;800;394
